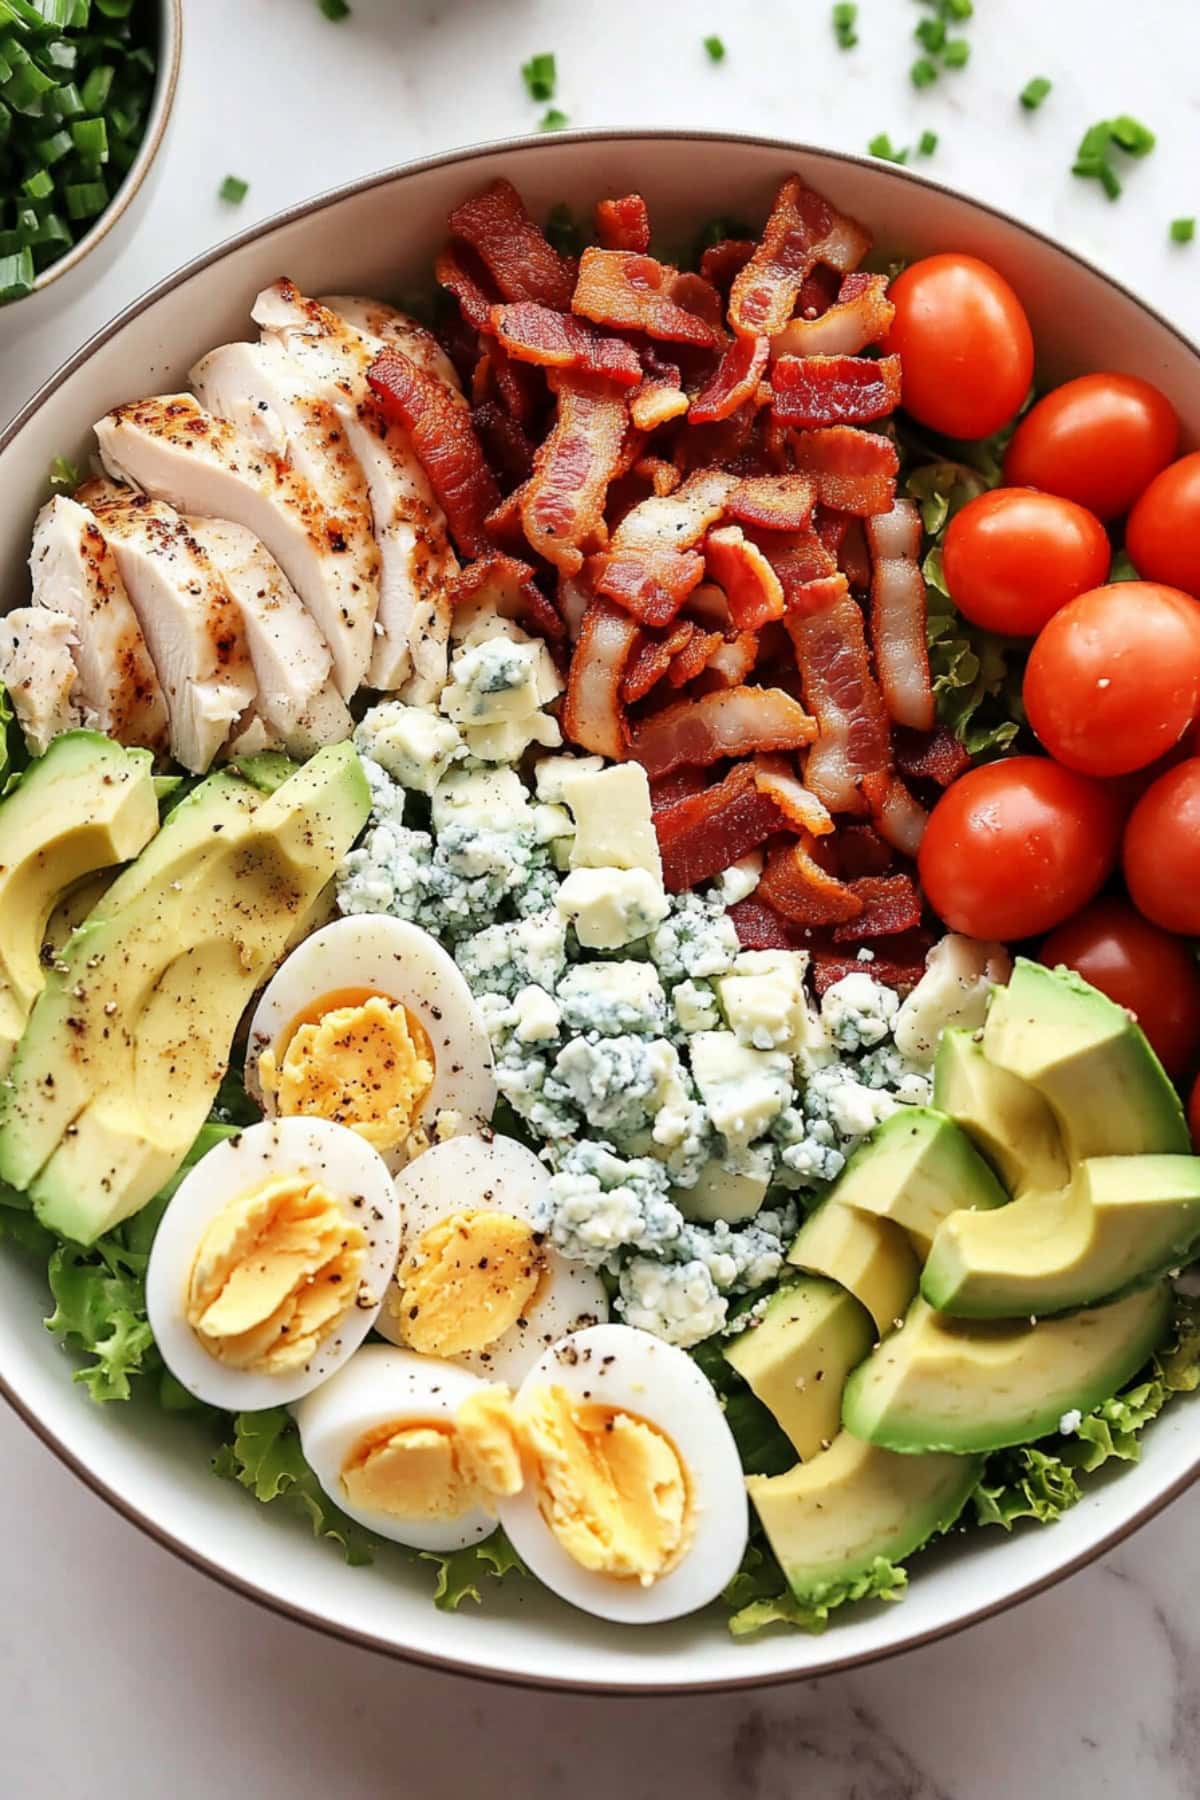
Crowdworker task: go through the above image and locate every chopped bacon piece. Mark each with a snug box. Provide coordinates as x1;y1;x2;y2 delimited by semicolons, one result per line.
674;402;765;477
485;340;542;425
756;527;850;619
593;548;707;627
630;684;816;778
784;592;891;813
448;179;575;310
770;272;895;360
447;552;564;643
632;454;682;496
700;238;757;293
601;468;736;598
866;499;934;731
790;426;899;516
685;583;733;629
834;823;894;878
621;620;695;703
670;270;727;336
435;241;498;333
862;768;930;857
520;373;628;575
831;874;922;943
650;766;706;811
630;379;690;431
771;354;902;429
702;629;759;688
666;627;724;686
471;400;535;493
491;302;644;387
753;754;835;837
595;194;652;254
814;509;850;556
727;896;797;950
758;838;863;927
705;525;785;630
796;265;842;319
654;761;788;892
812;944;927;997
836;515;872;591
562;599;638;758
558;573;592;641
573;249;722;348
729;175;872;339
894;726;970;789
368;349;500;559
728;473;816;533
689;336;770;425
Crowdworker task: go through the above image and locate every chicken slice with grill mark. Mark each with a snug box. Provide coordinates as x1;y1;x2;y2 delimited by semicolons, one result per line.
321;294;465;394
0;609;83;754
29;495;170;756
93;394;375;699
77;482;256;774
251;279;460;699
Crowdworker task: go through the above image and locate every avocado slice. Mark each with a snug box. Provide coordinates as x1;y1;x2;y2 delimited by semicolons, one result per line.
746;1431;982;1601
724;1278;874;1459
983;959;1188;1160
0;743;369;1242
922;1154;1200;1317
842;1284;1171;1454
831;1107;1008;1255
0;732;157;1073
788;1201;919;1338
933;1027;1068;1198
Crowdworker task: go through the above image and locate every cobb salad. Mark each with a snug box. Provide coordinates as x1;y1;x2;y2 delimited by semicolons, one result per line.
3;169;1200;1640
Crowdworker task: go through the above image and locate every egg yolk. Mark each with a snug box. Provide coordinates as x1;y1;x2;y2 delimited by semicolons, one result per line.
518;1386;693;1586
455;1385;525;1498
394;1211;545;1358
339;1387;523;1523
186;1174;367;1373
259;994;434;1154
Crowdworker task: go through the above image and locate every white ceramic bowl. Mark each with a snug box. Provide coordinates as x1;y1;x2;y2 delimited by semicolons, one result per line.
1;132;1197;1694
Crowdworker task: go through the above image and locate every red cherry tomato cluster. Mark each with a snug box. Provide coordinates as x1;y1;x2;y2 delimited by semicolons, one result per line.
890;262;1200;1100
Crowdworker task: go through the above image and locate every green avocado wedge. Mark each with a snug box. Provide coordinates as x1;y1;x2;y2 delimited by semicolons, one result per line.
746;1431;982;1601
788;1200;920;1339
983;959;1188;1161
842;1285;1172;1455
831;1106;1009;1256
724;1278;874;1460
933;1027;1069;1198
922;1155;1200;1318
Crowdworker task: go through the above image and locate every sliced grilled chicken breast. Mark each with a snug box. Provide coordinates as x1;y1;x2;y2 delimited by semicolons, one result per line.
29;495;170;756
93;395;376;699
185;516;353;756
78;482;257;774
0;608;83;753
320;293;464;393
252;279;460;698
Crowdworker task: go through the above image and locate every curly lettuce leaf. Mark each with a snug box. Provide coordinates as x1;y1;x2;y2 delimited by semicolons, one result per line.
723;1540;907;1639
421;1531;528;1611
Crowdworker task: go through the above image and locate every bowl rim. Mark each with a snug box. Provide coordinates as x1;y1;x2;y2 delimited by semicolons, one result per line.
22;0;183;300
2;126;1198;1696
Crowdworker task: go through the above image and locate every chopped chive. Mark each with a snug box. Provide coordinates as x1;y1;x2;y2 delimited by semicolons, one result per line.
544;201;582;257
910;57;938;88
832;3;857;49
22;164;52;199
539;107;568;130
35;126;73;165
939;0;973;17
521;51;556;102
48;454;79;492
53;80;83;118
868;133;908;165
1020;76;1052;110
915;17;945;52
218;173;248;204
1171;217;1195;244
0;246;34;298
70;114;106;159
703;34;725;61
1109;114;1156;157
918;129;938;156
942;37;970;67
317;0;350;17
79;63;112;112
63;177;106;218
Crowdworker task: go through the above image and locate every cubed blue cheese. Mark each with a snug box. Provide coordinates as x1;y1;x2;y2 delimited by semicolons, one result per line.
717;948;817;1054
511;984;562;1044
461;709;562;765
532;802;573;847
534;752;605;805
562;761;662;881
431;765;533;834
454;908;568;998
892;933;1013;1064
649;891;740;983
556;865;669;950
547;1033;682;1137
540;1140;684;1266
616;1255;727;1346
557;961;668;1037
354;702;464;794
712;852;763;908
672;978;722;1036
689;1030;793;1148
820;971;900;1053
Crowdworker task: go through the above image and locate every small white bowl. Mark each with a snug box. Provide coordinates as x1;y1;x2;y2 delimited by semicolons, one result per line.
0;0;181;340
0;132;1197;1694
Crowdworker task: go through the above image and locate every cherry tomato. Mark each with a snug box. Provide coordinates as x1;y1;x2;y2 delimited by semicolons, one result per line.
1126;451;1200;598
1123;758;1200;934
918;756;1122;940
1189;1073;1200;1148
942;487;1111;636
885;254;1034;440
1023;582;1200;776
1004;372;1178;520
1040;899;1200;1077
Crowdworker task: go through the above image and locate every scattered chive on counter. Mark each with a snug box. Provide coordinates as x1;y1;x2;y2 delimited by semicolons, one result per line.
539;108;567;131
1073;115;1156;202
521;51;556;103
703;34;725;62
943;37;970;67
1171;217;1195;244
868;132;908;166
832;3;857;50
910;56;938;89
316;0;350;18
919;129;938;157
0;0;159;304
1020;75;1053;110
218;174;248;205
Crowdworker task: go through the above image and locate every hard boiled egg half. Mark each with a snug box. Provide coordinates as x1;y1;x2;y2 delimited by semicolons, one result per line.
245;916;496;1170
374;1133;609;1381
146;1117;401;1410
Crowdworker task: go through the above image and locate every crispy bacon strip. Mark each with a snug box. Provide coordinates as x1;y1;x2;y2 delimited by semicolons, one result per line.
654;761;788;892
650;767;706;811
562;599;638;758
758;838;864;926
894;726;970;789
448;179;575;310
866;499;934;731
633;454;682;496
790;426;899;516
705;526;785;630
727;896;796;950
729;175;872;339
784;592;891;813
595;194;652;253
689;336;770;425
752;753;835;837
812;944;927;996
700;237;757;291
836;515;872;590
667;627;724;686
621;620;695;703
491;302;644;386
471;400;535;493
447;551;564;642
771;354;902;429
728;473;816;533
435;241;497;332
630;684;816;778
520;373;629;575
702;629;759;688
770;272;895;359
862;768;929;857
593;548;707;627
834;823;895;878
368;349;500;558
631;378;690;431
484;341;541;425
573;249;722;348
757;527;850;619
670;270;727;335
830;874;922;943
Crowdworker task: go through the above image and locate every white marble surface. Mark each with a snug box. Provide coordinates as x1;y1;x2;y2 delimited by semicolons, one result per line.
3;1;1200;1793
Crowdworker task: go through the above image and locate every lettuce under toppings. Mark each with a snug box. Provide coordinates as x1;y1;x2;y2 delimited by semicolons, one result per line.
724;1543;907;1639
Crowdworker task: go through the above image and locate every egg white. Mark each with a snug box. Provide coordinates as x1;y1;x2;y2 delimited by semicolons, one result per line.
245;915;497;1165
292;1344;500;1551
146;1116;401;1411
498;1322;749;1624
372;1133;609;1381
